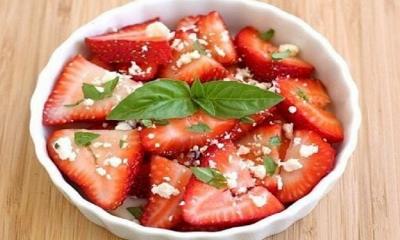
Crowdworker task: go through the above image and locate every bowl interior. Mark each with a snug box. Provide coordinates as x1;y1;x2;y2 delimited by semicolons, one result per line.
30;0;360;239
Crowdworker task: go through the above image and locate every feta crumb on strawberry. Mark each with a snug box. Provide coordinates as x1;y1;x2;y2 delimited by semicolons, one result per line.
147;133;155;139
275;175;283;190
128;61;152;77
145;21;173;39
224;172;238;189
249;165;266;179
283;123;294;139
262;146;272;155
163;176;171;182
293;137;302;145
176;50;201;67
299;144;319;157
141;45;148;52
83;98;94;106
278;44;300;57
53;137;77;161
249;193;268;207
104;156;123;168
115;121;132;130
208;160;217;168
151;182;180;199
280;159;303;172
237;145;250;155
214;46;226;57
155;143;161;148
220;30;230;42
171;38;186;51
188;33;198;41
95;167;107;176
288;106;297;113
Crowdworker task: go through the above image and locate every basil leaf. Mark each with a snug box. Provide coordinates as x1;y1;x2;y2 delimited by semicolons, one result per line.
74;132;100;146
269;136;281;146
191;167;227;189
187;122;211;133
127;207;143;219
271;50;291;60
264;156;278;176
191;79;205;99
154;119;169;126
260;29;275;41
194;81;283;119
240;116;255;124
83;77;119;100
108;79;198;120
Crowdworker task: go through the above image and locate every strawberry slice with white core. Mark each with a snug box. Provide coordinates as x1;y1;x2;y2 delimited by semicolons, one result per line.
141;156;192;229
276;130;336;204
85;18;173;65
277;77;344;142
183;180;284;227
140;111;237;156
43;55;143;125
47;129;143;210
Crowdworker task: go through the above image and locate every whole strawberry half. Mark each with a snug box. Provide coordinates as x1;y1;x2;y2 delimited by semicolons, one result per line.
85;18;172;65
275;130;336;204
277;77;344;142
43;55;142;125
47;129;143;210
140;111;237;156
235;27;314;81
140;156;192;229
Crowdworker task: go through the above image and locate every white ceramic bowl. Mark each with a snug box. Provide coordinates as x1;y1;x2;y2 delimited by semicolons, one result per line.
30;0;361;239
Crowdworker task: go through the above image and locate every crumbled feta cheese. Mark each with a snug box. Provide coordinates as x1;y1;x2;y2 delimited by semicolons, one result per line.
53;137;76;161
147;133;155;139
151;182;180;199
278;44;300;57
104;156;123;168
224;172;238;189
249;193;268;207
179;201;185;206
171;38;185;51
299;144;319;157
95;86;104;93
293;137;302;145
214;46;226;57
198;38;208;45
188;33;198;41
234;68;253;81
92;142;103;148
176;50;201;68
102;142;112;148
199;145;208;153
115;121;133;130
262;146;272;155
275;175;283;190
208;160;217;168
141;45;148;52
163;176;171;182
237;145;250;155
216;143;224;149
128;61;152;77
221;30;230;42
96;167;107;176
282;123;294;139
145;21;172;39
180;24;198;32
83;98;94;106
106;174;112;180
237;187;248;194
250;165;266;179
288;106;297;113
155;143;161;148
280;159;303;172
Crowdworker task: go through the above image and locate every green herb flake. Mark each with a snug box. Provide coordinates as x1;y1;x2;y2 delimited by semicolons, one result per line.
240;116;255;124
153;119;170;126
264;156;278;176
74;132;100;147
271;50;291;60
127;207;143;219
82;77;119;101
193;40;207;56
54;143;60;149
260;29;275;41
296;88;309;102
64;99;84;107
269;136;281;147
191;167;227;189
187;122;211;133
140;119;154;128
119;139;127;148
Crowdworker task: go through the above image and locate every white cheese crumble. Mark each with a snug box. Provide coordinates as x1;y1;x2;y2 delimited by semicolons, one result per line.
151;182;180;199
250;165;266;179
176;50;201;68
155;143;161;148
95;86;104;93
214;46;226;57
53;137;76;161
282;123;294;139
145;21;173;39
141;45;148;52
293;137;302;145
208;160;217;168
275;175;283;190
237;145;250;155
288;106;297;113
278;44;300;57
224;172;238;189
128;61;152;76
147;133;155;139
262;146;272;155
221;30;230;42
83;98;94;106
171;38;185;51
280;159;303;172
299;144;319;157
95;167;107;176
115;121;132;130
249;193;268;207
104;156;123;168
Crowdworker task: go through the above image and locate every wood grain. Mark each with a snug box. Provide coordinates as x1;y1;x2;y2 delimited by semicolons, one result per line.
1;0;399;239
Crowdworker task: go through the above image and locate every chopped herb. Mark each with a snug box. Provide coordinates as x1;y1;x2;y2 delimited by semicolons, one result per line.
271;50;291;60
119;139;127;148
187;122;211;133
296;88;309;102
54;143;60;149
269;136;281;146
191;167;227;189
127;207;143;219
74;132;100;147
64;99;84;107
153;119;169;126
240;116;255;124
260;29;275;41
82;77;119;101
139;119;154;128
193;40;207;56
264;156;278;176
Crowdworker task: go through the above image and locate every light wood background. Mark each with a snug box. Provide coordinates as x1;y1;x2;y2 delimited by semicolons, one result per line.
1;0;399;239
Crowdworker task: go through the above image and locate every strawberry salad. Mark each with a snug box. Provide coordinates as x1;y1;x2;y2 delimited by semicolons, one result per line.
44;11;343;231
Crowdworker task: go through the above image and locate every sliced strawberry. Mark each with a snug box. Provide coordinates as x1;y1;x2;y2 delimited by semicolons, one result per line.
197;11;237;66
85;18;172;65
140;111;237;156
140;156;192;229
201;140;256;194
235;27;314;81
275;130;336;204
277;77;344;142
176;16;200;32
129;161;151;198
43;55;141;125
47;129;143;210
115;61;159;82
183;180;284;227
90;55;113;71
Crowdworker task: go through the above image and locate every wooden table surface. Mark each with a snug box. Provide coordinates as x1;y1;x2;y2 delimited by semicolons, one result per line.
1;0;399;239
